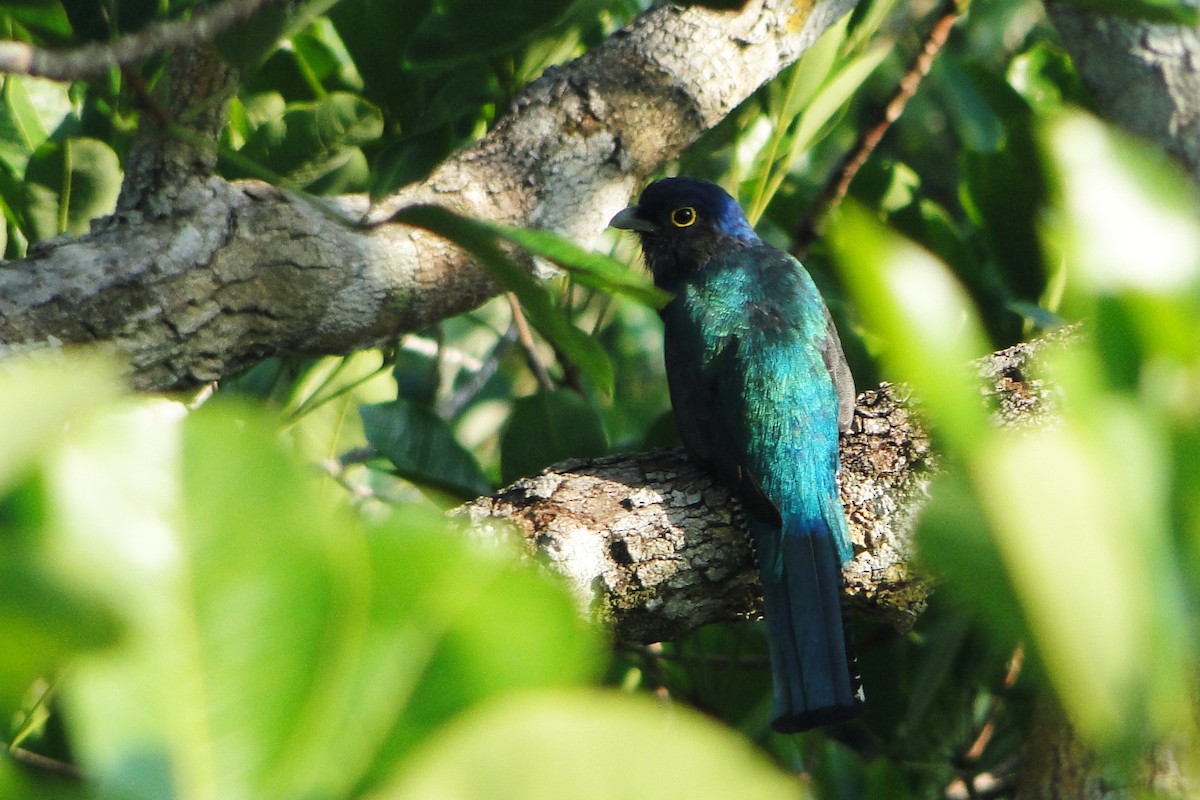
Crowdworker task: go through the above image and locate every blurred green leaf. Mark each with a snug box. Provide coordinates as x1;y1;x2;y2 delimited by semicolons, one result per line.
1039;110;1200;303
357;528;603;792
22;137;121;241
370;690;803;800
0;354;121;495
361;399;491;498
959;127;1046;302
500;389;607;484
52;403;600;799
0;753;92;800
828;204;990;451
0;554;122;718
392;204;615;395
932;56;1006;153
1007;42;1087;112
972;390;1189;744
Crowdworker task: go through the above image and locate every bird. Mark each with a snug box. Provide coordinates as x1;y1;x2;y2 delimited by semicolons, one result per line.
610;177;863;732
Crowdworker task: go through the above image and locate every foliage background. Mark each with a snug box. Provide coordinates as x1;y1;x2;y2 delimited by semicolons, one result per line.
2;0;1200;797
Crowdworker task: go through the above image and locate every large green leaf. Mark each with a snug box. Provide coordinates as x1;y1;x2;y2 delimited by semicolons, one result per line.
361;399;491;499
54;404;600;800
369;690;803;800
355;527;602;793
22;137;121;241
391;204;615;394
500;389;607;484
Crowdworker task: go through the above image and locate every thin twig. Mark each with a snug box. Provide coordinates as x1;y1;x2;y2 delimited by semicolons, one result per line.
2;744;83;781
792;0;967;258
506;292;555;391
0;0;280;81
441;325;518;420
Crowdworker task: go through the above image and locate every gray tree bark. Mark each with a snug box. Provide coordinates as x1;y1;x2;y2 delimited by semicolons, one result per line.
1048;0;1200;189
0;0;855;391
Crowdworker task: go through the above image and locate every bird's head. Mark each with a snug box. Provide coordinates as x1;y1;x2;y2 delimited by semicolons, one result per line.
610;177;760;289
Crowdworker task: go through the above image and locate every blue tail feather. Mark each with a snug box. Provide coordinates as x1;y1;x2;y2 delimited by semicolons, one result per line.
751;512;864;733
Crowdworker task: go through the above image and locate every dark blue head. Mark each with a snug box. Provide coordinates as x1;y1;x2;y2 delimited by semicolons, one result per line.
610;178;760;289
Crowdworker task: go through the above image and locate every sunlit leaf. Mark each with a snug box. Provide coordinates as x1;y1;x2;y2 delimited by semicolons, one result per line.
828;204;990;450
370;690;803;800
1040;110;1200;297
973;393;1189;743
0;354;121;495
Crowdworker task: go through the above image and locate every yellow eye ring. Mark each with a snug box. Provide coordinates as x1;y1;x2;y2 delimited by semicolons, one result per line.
670;206;697;228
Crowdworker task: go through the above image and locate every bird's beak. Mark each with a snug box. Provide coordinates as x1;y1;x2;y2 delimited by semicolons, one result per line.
609;206;657;233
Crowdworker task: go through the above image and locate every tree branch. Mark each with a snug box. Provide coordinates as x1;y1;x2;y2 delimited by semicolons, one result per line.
454;334;1065;645
0;0;857;391
1047;0;1200;189
0;0;279;80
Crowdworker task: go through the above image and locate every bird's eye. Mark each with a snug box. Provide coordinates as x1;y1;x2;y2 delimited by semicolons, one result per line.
670;206;697;228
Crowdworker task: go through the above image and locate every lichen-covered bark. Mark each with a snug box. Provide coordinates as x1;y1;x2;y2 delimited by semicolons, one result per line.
455;334;1066;645
0;0;856;391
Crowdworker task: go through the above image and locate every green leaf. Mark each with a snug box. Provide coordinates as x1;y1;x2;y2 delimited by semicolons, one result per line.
369;690;803;800
233;92;383;188
356;528;602;792
361;399;491;499
55;404;601;800
22;137;121;241
828;204;991;452
483;222;671;309
0;553;122;718
0;77;68;174
1056;0;1200;24
0;754;93;800
500;389;607;484
405;0;576;69
791;41;890;154
1040;110;1200;300
391;204;615;395
932;56;1006;153
215;0;343;73
0;354;121;495
959;128;1047;300
972;394;1190;744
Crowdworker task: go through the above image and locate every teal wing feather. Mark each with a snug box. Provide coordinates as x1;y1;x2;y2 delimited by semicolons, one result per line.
662;245;862;730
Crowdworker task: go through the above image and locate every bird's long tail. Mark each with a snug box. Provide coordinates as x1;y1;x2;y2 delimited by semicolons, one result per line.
750;499;864;732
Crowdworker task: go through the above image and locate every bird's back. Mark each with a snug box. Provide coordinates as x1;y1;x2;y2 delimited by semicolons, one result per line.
663;245;850;558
